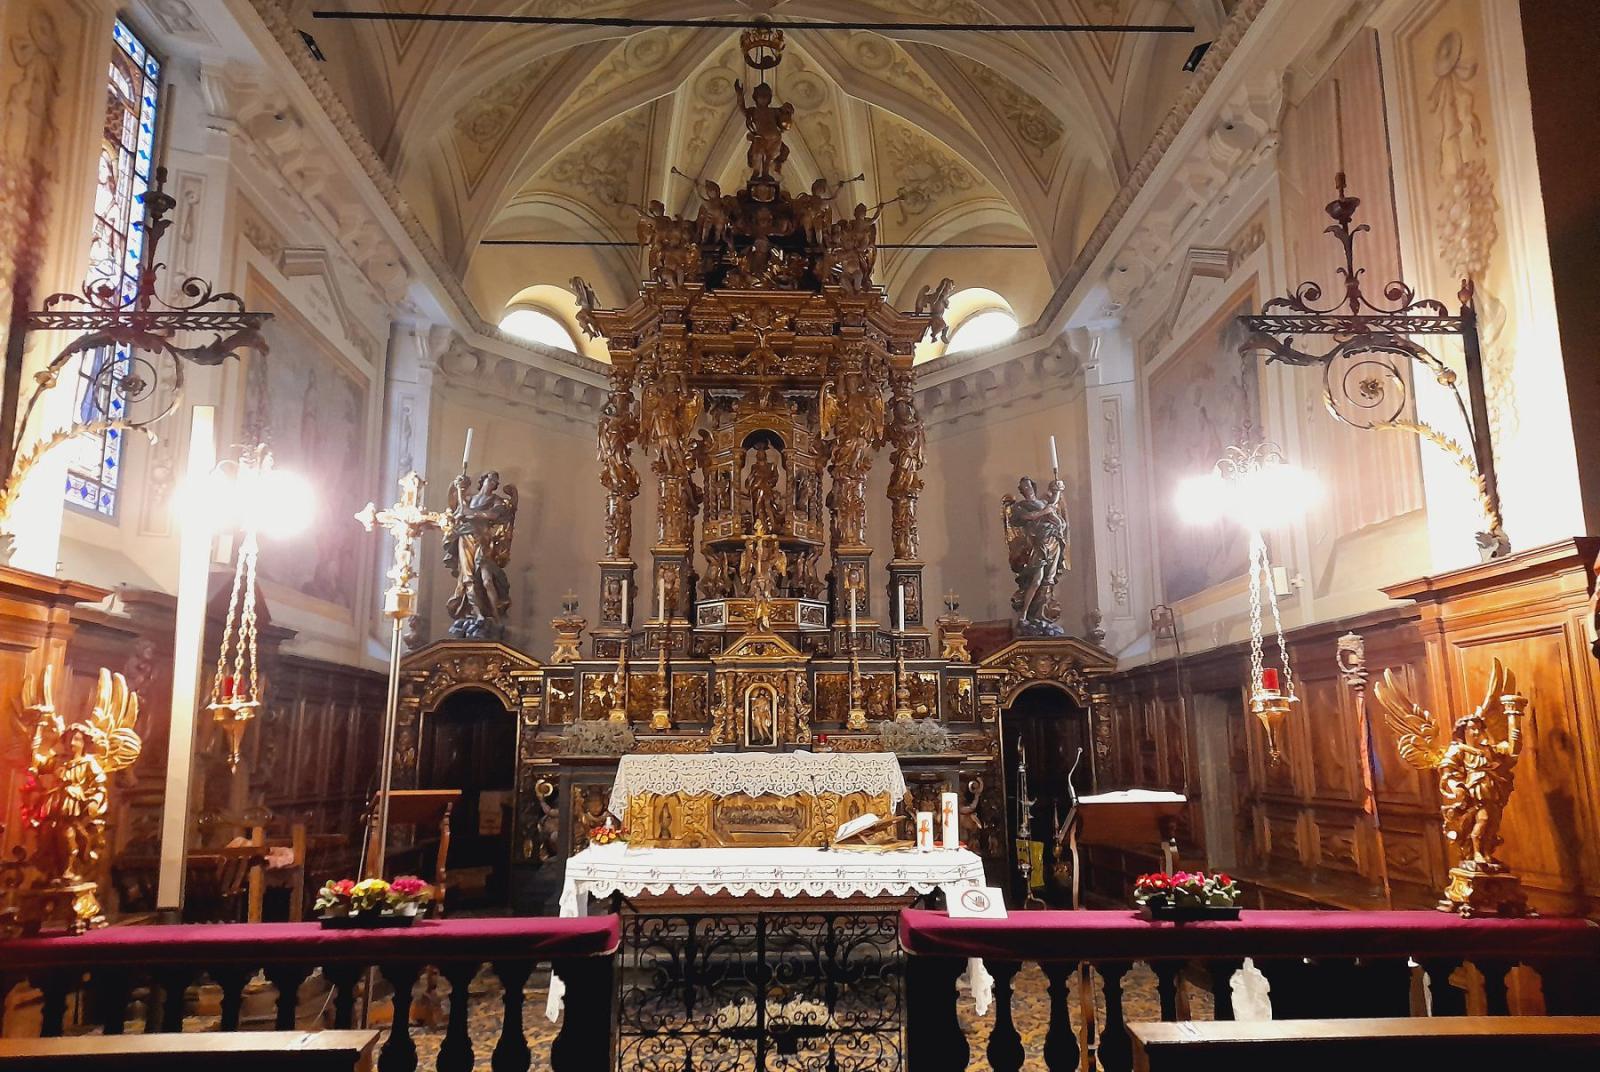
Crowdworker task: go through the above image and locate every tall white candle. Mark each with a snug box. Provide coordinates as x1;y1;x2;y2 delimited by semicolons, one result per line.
897;583;906;632
940;791;959;849
462;428;475;470
658;576;666;619
849;588;857;633
1049;434;1058;473
620;581;629;624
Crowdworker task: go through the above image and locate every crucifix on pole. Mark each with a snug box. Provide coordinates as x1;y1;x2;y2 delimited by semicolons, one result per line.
355;471;447;882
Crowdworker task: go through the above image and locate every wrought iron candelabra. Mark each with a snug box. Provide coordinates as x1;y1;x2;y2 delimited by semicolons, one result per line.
1238;172;1508;559
0;168;270;540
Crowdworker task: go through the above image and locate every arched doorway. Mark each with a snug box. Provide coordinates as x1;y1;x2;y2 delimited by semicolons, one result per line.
421;688;517;910
1002;683;1091;906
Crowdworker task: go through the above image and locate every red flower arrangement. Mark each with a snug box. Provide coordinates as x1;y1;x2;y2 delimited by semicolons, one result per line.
1134;870;1239;910
589;823;624;846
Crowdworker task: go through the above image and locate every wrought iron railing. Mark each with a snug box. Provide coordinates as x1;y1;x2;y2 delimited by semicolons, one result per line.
617;911;904;1072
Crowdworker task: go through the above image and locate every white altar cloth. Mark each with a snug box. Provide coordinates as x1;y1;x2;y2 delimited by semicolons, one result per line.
606;750;909;818
546;842;993;1019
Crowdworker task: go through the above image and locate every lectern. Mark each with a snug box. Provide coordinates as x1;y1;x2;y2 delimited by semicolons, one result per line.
363;788;460;914
1059;789;1188;910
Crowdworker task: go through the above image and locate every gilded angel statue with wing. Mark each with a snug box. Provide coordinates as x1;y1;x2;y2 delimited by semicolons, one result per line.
13;666;142;933
1373;657;1531;916
443;470;519;640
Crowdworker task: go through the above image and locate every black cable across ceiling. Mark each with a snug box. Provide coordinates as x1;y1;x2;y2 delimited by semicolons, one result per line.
310;11;1194;34
480;240;1038;250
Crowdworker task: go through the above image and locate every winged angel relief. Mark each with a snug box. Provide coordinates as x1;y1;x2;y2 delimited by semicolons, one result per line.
1372;658;1531;917
7;666;142;934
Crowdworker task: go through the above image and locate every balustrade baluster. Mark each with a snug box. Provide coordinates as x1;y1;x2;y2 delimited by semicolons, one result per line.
551;955;618;1072
437;961;479;1072
215;965;253;1031
1478;959;1512;1015
156;968;190;1032
323;964;363;1029
263;964;303;1029
1095;961;1134;1072
1150;961;1181;1021
1040;963;1080;1072
1207;958;1244;1020
93;969;130;1035
490;960;534;1072
902;955;968;1072
1421;958;1468;1016
39;973;70;1037
983;961;1024;1072
379;962;424;1072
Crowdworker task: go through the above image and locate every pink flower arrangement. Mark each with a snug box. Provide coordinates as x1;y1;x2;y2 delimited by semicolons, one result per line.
1134;870;1239;909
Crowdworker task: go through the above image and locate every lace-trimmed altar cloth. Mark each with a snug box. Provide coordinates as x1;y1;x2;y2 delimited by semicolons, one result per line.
606;750;909;818
547;842;993;1020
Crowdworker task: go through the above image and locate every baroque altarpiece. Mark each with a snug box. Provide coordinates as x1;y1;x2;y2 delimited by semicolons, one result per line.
390;26;1114;897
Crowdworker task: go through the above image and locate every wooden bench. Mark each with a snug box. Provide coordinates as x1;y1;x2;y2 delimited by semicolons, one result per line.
0;1030;380;1071
1129;1016;1600;1071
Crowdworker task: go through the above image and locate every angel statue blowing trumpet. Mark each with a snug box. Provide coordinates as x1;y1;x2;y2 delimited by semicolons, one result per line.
1372;657;1531;917
8;666;143;935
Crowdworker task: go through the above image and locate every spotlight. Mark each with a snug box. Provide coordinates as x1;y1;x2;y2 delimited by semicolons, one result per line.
1183;41;1212;72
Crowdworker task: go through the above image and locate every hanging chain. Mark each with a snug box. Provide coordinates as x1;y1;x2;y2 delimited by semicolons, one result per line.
1246;530;1267;694
212;543;248;706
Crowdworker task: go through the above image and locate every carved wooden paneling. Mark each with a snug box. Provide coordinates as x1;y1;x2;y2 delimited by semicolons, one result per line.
1301;674;1358;804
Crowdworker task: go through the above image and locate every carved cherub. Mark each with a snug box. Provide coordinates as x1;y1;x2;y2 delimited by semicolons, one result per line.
1374;658;1528;872
794;175;861;245
915;277;956;343
570;276;602;339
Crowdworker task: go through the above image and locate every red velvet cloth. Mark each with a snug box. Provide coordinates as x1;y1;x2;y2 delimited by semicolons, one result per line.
0;916;620;971
898;909;1600;963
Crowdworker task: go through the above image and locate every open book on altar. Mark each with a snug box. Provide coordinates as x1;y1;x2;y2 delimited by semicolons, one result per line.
831;811;912;849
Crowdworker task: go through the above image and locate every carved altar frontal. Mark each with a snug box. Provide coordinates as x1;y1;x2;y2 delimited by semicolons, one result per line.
625;790;894;849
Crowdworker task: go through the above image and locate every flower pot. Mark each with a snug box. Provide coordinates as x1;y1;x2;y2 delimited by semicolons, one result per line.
317;911;418;929
1138;903;1241;923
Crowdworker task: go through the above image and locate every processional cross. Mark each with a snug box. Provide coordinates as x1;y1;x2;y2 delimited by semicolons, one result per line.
356;471;448;620
354;470;448;914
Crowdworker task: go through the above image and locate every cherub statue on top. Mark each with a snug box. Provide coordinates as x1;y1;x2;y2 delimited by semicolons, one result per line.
1373;657;1532;917
734;79;794;178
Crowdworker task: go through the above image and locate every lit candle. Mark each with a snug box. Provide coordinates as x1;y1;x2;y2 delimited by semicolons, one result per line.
462;427;475;471
897;583;906;632
1260;667;1280;692
1049;435;1059;473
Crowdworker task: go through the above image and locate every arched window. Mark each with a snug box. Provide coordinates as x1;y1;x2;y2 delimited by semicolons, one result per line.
946;308;1019;354
498;306;579;352
65;18;161;516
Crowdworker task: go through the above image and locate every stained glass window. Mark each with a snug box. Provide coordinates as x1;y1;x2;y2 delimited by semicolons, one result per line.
65;19;161;516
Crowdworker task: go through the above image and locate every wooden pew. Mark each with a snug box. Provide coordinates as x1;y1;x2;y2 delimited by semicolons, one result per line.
1129;1016;1600;1071
0;1030;380;1072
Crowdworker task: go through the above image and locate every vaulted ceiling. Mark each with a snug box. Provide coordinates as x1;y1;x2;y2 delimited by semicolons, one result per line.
288;0;1224;322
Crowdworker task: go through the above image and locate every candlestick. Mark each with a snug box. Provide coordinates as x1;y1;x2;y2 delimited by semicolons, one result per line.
461;428;474;471
1049;434;1059;474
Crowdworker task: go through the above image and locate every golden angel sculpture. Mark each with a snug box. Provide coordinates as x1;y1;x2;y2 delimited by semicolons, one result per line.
443;470;518;640
1373;658;1531;917
12;666;142;934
